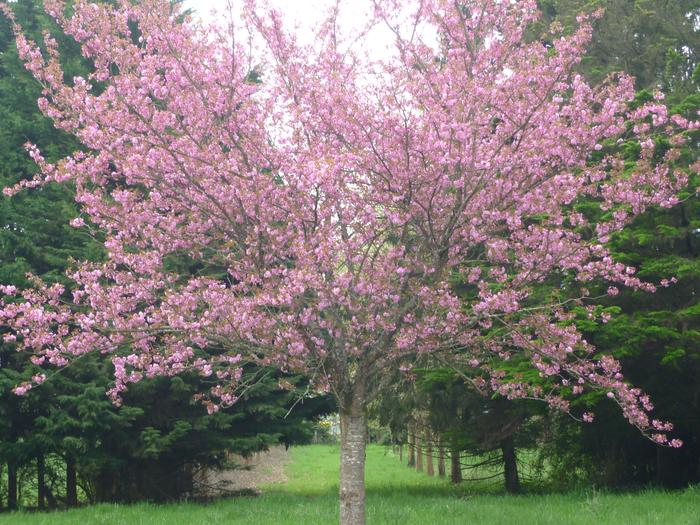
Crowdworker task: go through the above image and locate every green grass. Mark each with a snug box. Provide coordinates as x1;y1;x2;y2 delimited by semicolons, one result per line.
1;445;698;524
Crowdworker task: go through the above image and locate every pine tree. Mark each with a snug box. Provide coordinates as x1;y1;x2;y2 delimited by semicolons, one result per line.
555;88;700;487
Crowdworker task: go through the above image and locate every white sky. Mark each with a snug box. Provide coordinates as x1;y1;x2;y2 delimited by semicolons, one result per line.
185;0;380;41
182;0;429;58
184;0;371;28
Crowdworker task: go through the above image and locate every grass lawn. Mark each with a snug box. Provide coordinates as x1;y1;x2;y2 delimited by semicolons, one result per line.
1;445;697;524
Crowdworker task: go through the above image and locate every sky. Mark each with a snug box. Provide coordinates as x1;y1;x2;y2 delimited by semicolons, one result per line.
184;0;367;26
183;0;380;41
181;0;420;58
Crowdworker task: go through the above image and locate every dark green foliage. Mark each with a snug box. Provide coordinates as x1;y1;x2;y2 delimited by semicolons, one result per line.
0;0;100;509
552;182;700;487
51;365;333;503
534;1;700;100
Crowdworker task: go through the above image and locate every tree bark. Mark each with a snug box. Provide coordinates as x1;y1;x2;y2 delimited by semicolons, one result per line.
38;454;46;510
415;431;423;472
66;455;78;507
501;436;520;494
450;447;462;484
339;398;366;525
7;461;17;511
407;426;416;467
425;429;434;476
437;437;446;477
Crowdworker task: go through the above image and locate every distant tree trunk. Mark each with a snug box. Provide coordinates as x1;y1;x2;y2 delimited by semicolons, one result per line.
450;447;462;484
437;437;446;477
7;461;17;510
45;486;58;509
415;431;423;472
38;454;46;510
66;455;78;507
656;446;665;485
398;443;403;462
655;446;682;488
339;391;367;525
407;426;416;467
181;462;195;498
425;429;434;476
501;436;520;494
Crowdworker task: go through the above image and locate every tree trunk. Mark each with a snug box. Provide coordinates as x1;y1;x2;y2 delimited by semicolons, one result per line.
425;429;434;476
501;436;520;494
45;486;58;509
38;454;46;510
66;455;78;507
437;437;446;477
415;431;423;472
7;461;17;511
450;447;462;484
407;426;416;467
339;399;367;525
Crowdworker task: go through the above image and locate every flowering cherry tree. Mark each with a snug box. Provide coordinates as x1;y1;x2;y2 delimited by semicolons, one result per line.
0;1;694;523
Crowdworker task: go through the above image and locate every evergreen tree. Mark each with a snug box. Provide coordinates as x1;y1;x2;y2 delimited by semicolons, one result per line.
549;88;700;488
0;0;99;509
535;0;700;99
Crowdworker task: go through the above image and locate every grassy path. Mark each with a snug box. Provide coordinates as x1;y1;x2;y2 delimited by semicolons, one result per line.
1;445;698;524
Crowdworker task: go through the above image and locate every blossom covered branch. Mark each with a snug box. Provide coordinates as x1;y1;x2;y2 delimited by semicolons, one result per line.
0;0;695;447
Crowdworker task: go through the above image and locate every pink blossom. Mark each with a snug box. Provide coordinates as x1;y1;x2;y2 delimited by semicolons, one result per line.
13;384;31;396
0;0;685;457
